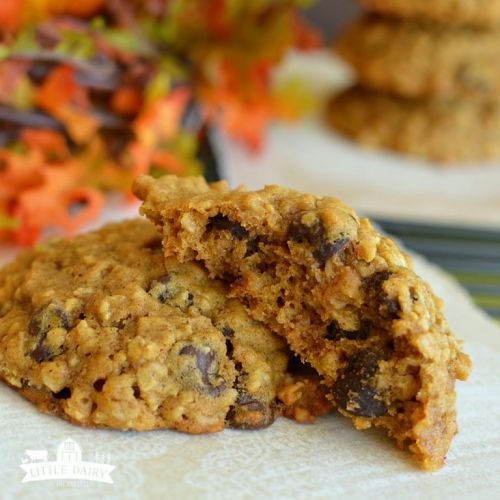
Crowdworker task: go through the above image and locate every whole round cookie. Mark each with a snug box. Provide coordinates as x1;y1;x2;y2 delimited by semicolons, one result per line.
336;15;500;99
359;0;500;27
326;85;500;163
0;219;331;432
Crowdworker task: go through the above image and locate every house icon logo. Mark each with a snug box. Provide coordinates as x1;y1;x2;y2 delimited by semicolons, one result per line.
20;438;115;484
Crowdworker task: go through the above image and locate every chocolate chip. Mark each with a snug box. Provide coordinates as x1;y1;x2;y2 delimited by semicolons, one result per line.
144;238;163;251
333;350;387;418
221;326;234;338
206;214;248;240
288;219;349;266
132;384;141;398
179;345;226;397
225;338;234;356
363;270;391;290
93;379;105;392
28;302;69;363
326;320;370;341
382;298;401;319
245;237;260;257
256;262;269;273
313;238;349;266
235;390;265;412
185;292;194;307
30;344;54;363
29;302;69;337
226;388;276;429
148;275;171;303
52;387;71;400
363;271;401;319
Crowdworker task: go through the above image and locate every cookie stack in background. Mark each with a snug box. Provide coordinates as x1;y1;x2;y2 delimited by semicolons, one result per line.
327;0;500;164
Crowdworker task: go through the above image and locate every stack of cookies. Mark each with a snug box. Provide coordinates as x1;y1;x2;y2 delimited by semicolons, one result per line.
0;175;472;470
327;0;500;163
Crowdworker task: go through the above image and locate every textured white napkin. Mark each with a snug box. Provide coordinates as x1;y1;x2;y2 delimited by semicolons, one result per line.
1;207;499;499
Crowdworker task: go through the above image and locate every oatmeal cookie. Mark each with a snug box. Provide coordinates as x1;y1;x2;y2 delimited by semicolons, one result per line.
326;85;500;163
336;15;500;99
134;175;472;470
0;219;331;433
359;0;500;27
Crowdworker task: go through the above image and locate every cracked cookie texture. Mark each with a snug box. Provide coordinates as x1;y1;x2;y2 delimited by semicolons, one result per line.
336;15;500;99
0;219;331;433
326;85;500;163
134;175;472;470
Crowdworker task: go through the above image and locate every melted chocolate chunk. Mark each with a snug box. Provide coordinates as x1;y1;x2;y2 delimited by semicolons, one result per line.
206;214;249;240
245;237;260;257
235;390;265;412
326;320;370;341
226;394;276;429
225;338;234;356
28;302;69;363
93;379;105;392
288;219;349;265
363;270;391;290
221;326;234;338
364;271;401;319
30;344;54;363
382;298;401;319
52;387;72;400
144;237;163;251
179;345;226;397
313;238;349;266
148;274;171;303
185;292;194;307
333;349;387;418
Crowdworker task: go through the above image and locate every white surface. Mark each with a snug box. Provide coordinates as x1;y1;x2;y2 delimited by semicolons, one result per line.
217;52;500;229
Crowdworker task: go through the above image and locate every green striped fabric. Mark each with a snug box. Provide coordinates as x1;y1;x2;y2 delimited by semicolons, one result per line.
374;218;500;324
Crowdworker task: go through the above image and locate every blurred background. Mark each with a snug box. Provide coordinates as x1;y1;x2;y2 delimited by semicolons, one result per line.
305;0;360;38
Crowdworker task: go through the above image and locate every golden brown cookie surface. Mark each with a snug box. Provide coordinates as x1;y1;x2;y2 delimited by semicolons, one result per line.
336;15;500;99
359;0;500;26
326;85;500;163
134;175;472;470
0;219;330;432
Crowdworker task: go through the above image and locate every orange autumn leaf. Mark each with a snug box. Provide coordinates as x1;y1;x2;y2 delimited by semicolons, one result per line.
151;150;186;174
0;0;105;30
0;1;22;31
35;65;81;113
56;105;100;144
111;87;143;116
20;128;69;158
133;87;190;148
7;161;104;245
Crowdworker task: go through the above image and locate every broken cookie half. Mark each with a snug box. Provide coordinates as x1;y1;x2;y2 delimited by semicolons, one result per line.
134;174;472;470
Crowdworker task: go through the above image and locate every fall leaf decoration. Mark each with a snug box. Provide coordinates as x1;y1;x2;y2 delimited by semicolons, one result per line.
0;0;319;244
